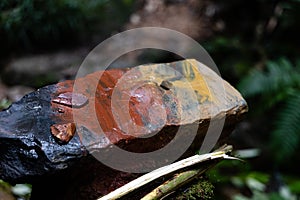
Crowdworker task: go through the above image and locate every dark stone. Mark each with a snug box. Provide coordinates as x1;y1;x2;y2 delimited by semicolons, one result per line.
0;85;84;183
0;59;248;199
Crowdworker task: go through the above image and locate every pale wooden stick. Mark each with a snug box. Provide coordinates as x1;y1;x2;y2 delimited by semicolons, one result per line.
141;168;205;200
98;145;235;200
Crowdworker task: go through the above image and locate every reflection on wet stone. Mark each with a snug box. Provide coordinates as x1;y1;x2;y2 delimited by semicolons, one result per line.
52;92;88;108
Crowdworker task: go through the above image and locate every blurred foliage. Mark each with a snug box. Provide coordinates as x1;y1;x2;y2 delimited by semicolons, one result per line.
208;160;298;200
203;1;300;197
11;184;32;199
204;0;300;166
270;92;300;163
0;0;134;56
0;180;31;200
232;174;297;200
204;0;300;84
1;0;103;50
238;58;300;164
0;98;11;111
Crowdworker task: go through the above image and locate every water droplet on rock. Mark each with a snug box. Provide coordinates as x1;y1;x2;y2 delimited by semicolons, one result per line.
50;122;76;143
52;92;88;108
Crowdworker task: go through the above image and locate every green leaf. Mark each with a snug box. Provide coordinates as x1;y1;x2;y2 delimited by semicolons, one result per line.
271;93;300;163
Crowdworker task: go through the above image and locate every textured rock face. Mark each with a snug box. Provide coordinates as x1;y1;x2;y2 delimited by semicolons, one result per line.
0;84;84;183
0;60;247;196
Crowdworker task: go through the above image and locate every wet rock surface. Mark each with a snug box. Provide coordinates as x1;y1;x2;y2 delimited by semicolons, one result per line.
0;59;247;199
0;84;84;183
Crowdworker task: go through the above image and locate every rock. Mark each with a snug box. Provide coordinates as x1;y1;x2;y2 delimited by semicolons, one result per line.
0;83;83;183
0;59;247;199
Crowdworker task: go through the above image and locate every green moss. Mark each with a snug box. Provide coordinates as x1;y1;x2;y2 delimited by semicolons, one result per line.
174;177;214;200
0;98;11;111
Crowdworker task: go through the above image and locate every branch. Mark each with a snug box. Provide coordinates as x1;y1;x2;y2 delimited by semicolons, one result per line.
98;145;237;200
